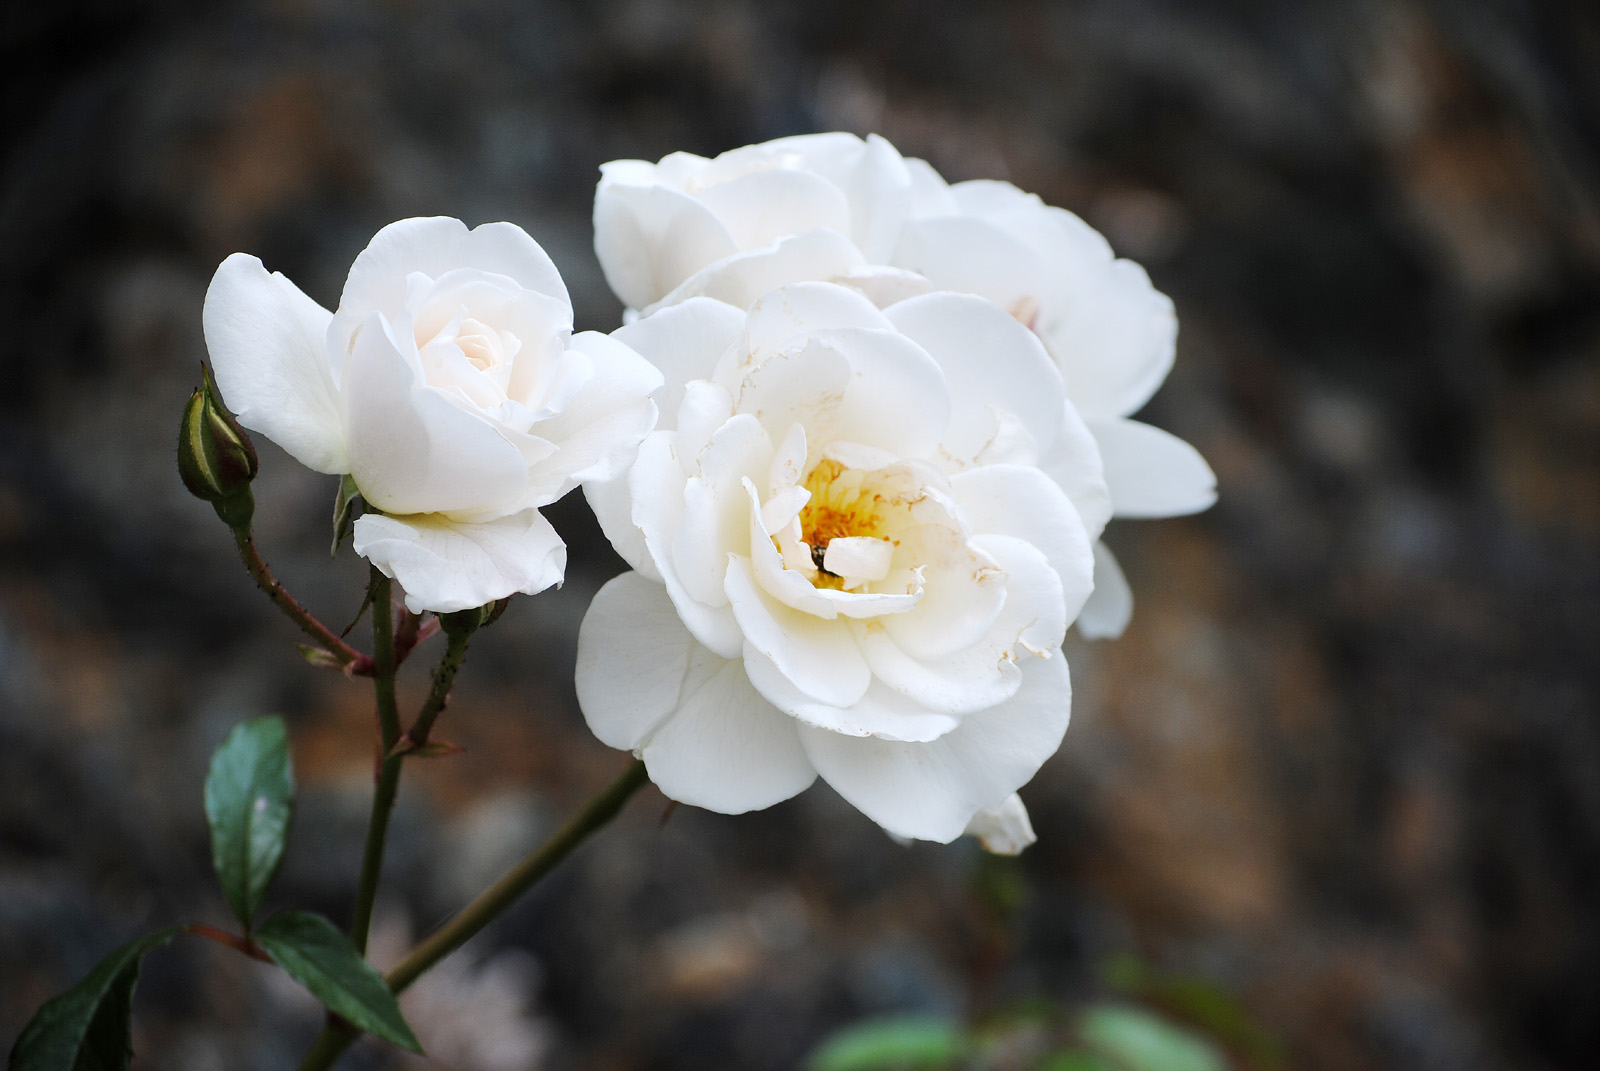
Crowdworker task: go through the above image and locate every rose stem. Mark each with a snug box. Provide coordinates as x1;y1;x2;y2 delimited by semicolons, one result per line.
231;524;372;674
398;627;472;751
295;758;650;1071
347;569;402;954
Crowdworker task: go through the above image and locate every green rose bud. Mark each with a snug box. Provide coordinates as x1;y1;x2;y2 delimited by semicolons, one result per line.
178;364;258;527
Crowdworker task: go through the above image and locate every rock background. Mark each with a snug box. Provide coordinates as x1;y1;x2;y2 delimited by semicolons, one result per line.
3;1;1598;1068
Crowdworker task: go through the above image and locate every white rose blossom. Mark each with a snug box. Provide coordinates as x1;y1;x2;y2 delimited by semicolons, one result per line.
593;133;1215;638
203;216;662;613
577;281;1102;848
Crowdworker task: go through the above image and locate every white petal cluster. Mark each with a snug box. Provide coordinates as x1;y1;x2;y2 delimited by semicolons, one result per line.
578;282;1096;845
203;217;662;612
595;132;1216;638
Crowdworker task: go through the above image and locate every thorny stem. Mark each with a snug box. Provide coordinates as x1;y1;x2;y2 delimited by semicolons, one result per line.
399;628;472;752
230;525;372;675
347;571;402;955
294;759;651;1071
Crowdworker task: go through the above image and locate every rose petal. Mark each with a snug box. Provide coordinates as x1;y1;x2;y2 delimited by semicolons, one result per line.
1037;399;1113;543
739;281;893;369
342;313;529;517
584;475;659;581
518;330;663;504
1089;417;1217;518
887;292;1065;467
332;217;570;360
694;168;852;251
860;534;1066;713
798;652;1071;843
594;180;739;310
964;794;1036;855
724;556;873;709
203;253;346;474
646;228;867;315
1076;540;1134;640
612;296;746;431
352;508;565;614
631;431;745;658
950;464;1095;624
742;646;960;743
641;653;818;814
576;570;698;750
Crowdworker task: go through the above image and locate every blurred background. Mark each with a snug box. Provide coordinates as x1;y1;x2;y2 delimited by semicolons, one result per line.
3;0;1598;1068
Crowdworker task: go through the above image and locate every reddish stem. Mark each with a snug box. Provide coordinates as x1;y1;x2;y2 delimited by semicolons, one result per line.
184;923;273;963
231;526;373;675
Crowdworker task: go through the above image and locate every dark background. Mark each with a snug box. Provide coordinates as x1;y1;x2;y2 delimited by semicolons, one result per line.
3;1;1598;1068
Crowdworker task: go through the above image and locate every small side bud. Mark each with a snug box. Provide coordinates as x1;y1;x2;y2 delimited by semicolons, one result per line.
295;644;346;671
178;365;258;527
439;598;509;639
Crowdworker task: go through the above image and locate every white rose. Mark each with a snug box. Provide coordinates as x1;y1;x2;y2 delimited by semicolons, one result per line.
576;282;1101;847
593;132;911;313
592;135;1217;640
203;216;663;613
893;166;1216;637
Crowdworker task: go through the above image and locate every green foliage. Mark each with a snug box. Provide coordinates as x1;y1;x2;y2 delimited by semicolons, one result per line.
204;716;294;930
254;912;422;1053
1038;1052;1116;1071
8;928;180;1071
331;473;363;555
807;1015;967;1071
1103;954;1283;1068
1078;1004;1228;1071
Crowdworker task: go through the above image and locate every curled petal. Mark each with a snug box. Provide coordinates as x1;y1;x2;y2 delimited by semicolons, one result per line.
1077;540;1134;640
725;556;873;709
645;228;867;316
1089;417;1217;518
584;476;658;581
518;330;663;505
203;253;345;474
594;181;739;311
353;509;565;614
612;297;746;432
887;292;1064;467
799;653;1071;843
964;794;1036;855
743;647;960;743
950;464;1094;625
332;217;570;360
342;313;529;517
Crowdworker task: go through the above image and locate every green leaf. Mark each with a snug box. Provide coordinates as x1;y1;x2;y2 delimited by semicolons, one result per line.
331;473;363;556
1040;1052;1117;1071
1079;1004;1229;1071
255;912;422;1053
204;716;294;930
806;1015;966;1071
8;928;180;1071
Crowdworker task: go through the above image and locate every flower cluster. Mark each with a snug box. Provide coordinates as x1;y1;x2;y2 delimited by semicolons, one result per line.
203;133;1213;852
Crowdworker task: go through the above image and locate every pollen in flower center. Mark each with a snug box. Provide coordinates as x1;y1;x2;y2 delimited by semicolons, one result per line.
796;459;896;590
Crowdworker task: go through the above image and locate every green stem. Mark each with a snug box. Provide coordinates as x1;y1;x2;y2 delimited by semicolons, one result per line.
231;525;372;674
295;759;650;1071
347;571;401;955
400;629;471;751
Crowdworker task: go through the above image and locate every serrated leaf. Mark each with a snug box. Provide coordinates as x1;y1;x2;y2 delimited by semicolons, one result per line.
1079;1004;1229;1071
806;1016;966;1071
255;912;422;1053
8;928;180;1071
331;473;362;555
204;716;294;929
